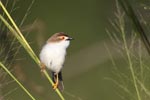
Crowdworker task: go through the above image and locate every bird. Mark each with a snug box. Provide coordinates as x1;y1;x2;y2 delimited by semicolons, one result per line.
39;32;73;91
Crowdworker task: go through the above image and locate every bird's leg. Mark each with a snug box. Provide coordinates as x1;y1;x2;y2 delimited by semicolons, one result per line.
53;73;59;90
40;63;46;72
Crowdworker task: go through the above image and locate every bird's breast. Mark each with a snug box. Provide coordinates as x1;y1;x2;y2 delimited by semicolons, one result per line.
40;43;67;72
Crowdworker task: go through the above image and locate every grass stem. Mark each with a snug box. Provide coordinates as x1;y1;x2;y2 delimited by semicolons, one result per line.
121;17;141;100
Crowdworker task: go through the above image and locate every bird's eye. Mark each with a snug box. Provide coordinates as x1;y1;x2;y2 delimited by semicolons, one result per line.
59;36;65;40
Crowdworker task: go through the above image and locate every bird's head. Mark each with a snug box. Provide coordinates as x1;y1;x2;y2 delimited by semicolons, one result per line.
47;32;73;48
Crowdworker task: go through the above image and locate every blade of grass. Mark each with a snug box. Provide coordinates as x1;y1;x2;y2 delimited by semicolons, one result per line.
0;1;65;100
0;62;36;100
19;0;35;27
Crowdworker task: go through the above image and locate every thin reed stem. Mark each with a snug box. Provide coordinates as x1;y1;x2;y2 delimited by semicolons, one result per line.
0;62;36;100
0;1;65;100
120;19;141;100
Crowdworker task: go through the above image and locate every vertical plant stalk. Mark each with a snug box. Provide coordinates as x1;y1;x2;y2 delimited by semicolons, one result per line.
122;29;141;100
0;1;65;100
120;18;141;100
0;62;36;100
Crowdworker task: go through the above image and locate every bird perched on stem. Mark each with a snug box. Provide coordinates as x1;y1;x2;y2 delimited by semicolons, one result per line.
39;32;73;91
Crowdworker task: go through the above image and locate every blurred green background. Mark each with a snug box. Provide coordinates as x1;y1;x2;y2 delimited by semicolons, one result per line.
1;0;147;100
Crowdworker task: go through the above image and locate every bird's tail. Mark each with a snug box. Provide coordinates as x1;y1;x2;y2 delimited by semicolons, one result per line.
52;71;64;91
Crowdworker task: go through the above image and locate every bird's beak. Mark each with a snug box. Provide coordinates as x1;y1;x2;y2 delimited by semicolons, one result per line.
66;37;73;41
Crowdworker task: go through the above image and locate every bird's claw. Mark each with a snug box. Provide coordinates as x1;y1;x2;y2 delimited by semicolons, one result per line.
53;83;58;90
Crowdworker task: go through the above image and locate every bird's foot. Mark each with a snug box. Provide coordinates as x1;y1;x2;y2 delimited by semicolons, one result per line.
53;82;58;90
53;73;59;90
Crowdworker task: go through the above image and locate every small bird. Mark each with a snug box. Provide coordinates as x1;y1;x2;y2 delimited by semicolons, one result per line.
39;32;73;91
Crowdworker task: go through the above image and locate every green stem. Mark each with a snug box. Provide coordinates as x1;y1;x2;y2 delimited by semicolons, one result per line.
0;62;36;100
0;1;65;100
121;23;141;100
